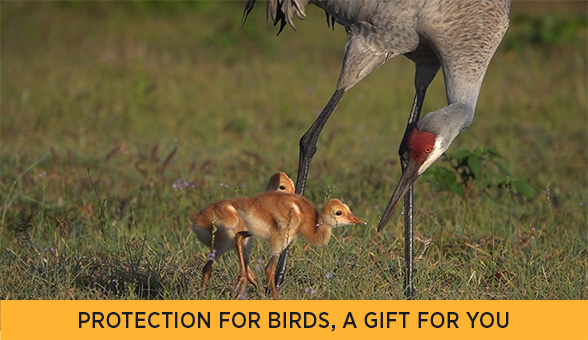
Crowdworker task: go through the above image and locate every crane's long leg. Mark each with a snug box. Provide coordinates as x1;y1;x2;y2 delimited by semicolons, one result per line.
403;185;415;298
400;93;424;299
398;59;440;298
235;231;253;299
275;35;391;291
201;259;214;293
274;89;345;290
295;89;345;195
266;255;280;299
243;236;257;286
274;246;289;289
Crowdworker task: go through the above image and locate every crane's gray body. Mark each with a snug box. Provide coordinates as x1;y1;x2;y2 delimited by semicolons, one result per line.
263;0;510;137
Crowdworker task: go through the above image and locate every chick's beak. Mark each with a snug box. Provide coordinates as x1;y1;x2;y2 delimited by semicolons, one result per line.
377;159;422;232
349;213;367;225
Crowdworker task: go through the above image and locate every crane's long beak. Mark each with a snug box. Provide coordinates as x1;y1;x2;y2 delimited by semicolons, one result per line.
377;159;421;232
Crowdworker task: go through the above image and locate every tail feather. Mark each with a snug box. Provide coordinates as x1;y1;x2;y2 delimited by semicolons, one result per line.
242;0;311;35
241;0;257;27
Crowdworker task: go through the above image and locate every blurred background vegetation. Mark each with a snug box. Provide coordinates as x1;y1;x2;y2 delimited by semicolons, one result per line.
1;1;586;299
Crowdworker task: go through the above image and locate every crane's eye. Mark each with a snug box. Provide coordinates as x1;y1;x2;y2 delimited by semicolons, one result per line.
407;129;436;161
279;185;286;190
335;211;342;216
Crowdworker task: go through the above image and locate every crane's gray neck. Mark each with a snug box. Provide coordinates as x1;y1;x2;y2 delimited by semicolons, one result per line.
416;102;473;153
444;74;482;112
418;66;483;152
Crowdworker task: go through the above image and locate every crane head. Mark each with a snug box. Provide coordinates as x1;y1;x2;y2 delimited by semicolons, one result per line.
377;103;470;231
377;127;445;232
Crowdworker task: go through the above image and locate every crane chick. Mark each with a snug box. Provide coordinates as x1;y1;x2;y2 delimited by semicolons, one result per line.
192;172;295;294
238;192;366;298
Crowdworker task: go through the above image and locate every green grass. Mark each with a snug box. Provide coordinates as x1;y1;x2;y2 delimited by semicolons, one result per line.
1;1;586;300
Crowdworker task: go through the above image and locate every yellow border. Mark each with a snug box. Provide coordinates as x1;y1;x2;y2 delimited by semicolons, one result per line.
1;300;587;340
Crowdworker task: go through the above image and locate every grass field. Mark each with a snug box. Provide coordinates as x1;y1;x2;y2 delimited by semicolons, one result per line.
1;1;586;300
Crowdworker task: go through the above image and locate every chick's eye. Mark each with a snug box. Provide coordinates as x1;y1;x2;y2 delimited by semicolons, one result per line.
335;211;342;216
279;185;286;190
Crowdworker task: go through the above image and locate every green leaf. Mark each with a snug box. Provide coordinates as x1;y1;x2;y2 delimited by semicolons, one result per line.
422;167;461;194
467;155;482;179
449;180;464;195
511;179;537;199
447;148;470;161
479;173;496;189
494;161;512;176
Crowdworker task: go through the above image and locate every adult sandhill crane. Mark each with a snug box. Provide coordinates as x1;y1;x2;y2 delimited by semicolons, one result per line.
242;0;511;298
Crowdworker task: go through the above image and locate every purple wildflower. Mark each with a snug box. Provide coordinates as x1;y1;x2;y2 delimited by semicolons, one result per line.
173;178;194;189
